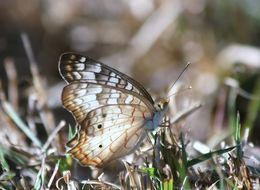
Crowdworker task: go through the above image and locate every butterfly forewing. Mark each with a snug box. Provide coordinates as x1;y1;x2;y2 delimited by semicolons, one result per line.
59;53;154;103
62;82;149;123
59;53;156;167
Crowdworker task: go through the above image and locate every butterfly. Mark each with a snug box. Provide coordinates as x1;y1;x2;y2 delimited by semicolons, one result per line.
59;53;169;167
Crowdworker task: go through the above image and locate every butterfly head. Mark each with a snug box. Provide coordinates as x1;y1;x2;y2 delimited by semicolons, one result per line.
154;99;169;112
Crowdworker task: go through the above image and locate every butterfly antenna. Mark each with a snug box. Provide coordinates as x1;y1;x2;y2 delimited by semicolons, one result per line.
168;62;191;92
167;62;191;98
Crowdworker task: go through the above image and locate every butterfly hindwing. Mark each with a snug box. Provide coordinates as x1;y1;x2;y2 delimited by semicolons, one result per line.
81;104;153;136
67;105;149;167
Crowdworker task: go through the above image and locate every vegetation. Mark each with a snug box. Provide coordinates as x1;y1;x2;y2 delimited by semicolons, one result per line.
0;0;260;189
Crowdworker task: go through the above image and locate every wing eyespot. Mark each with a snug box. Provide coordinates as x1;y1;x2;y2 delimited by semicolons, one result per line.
97;124;102;129
99;145;103;148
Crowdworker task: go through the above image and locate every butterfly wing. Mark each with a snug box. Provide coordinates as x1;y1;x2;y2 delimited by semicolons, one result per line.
67;104;152;167
59;53;154;104
59;53;155;123
58;53;155;167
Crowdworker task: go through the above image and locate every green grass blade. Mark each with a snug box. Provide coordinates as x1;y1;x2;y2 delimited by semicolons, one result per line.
243;77;260;137
235;112;242;158
228;87;237;134
0;148;10;172
235;112;241;143
187;146;236;167
0;144;27;165
68;124;77;141
34;156;46;190
179;134;191;189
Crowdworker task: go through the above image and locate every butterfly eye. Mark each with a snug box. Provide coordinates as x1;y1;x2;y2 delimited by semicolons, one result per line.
97;124;102;129
163;101;169;108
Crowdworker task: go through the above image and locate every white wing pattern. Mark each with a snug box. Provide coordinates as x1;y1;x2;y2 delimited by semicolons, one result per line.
59;53;164;167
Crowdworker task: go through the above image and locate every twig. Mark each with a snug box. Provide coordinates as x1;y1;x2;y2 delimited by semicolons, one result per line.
47;159;60;189
26;93;38;133
81;180;121;190
4;57;18;110
34;153;46;190
0;82;26;146
21;33;61;151
2;101;42;147
42;120;66;152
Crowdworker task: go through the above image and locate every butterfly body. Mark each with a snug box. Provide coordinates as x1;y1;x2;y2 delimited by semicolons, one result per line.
145;101;168;131
59;53;168;167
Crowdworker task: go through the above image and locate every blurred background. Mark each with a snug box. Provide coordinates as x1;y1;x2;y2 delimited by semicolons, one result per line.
0;0;260;157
